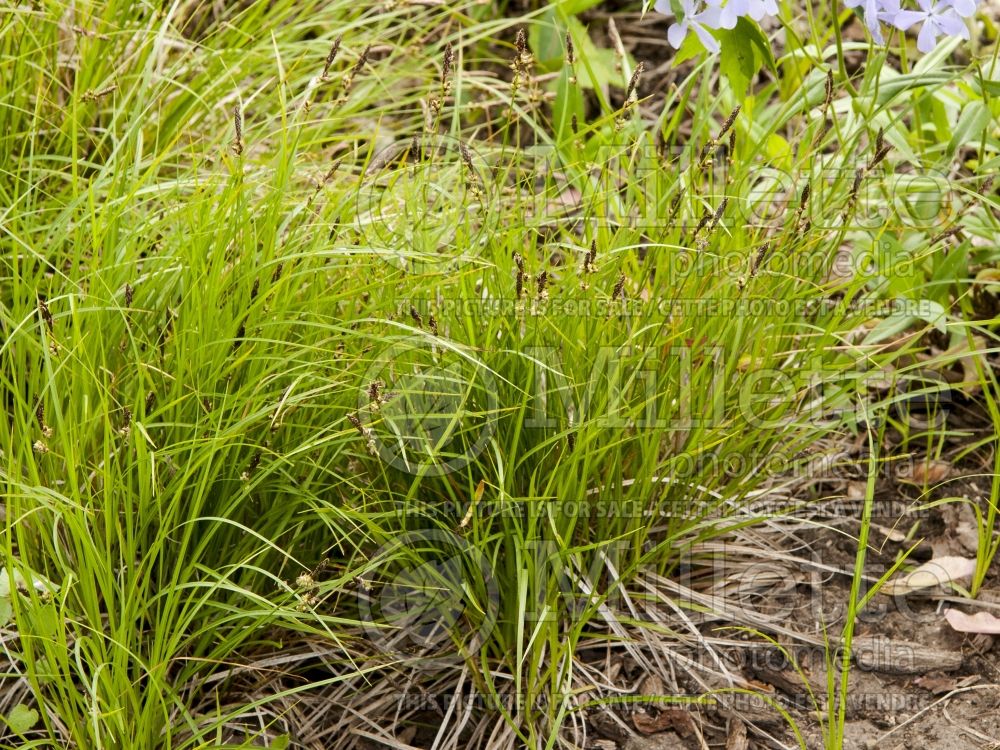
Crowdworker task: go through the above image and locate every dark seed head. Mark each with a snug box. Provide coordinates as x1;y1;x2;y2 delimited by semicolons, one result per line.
584;240;597;273
233;320;246;352
442;42;454;88
352;44;371;77
38;297;53;331
625;62;644;102
322;36;342;79
536;270;548;298
232;105;244;156
718;105;740;139
613;273;626;301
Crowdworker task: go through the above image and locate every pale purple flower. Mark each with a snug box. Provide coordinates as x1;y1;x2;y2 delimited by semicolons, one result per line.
946;0;978;16
892;0;969;52
711;0;741;29
844;0;894;42
724;0;779;21
878;0;902;23
653;0;978;60
655;0;724;53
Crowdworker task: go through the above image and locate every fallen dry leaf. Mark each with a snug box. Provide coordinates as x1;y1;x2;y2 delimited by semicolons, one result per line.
874;522;908;543
944;608;1000;634
883;556;977;595
913;673;959;695
932;502;981;557
638;672;664;697
896;458;952;485
913;672;981;694
632;707;697;737
726;717;749;750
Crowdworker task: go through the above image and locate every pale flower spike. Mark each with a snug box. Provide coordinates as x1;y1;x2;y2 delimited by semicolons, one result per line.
653;0;979;54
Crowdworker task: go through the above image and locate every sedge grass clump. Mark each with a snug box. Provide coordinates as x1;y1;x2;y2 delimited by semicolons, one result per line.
2;0;998;748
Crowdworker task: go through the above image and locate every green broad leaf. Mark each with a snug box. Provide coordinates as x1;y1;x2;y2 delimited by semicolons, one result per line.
25;601;61;640
978;79;1000;97
557;0;605;13
530;10;567;71
533;14;631;88
766;133;791;166
717;19;774;99
862;299;947;345
567;18;632;90
878;236;921;299
552;66;585;143
746;20;777;75
672;30;706;67
874;72;955;106
929;240;970;305
912;34;961;75
0;597;11;626
946;100;990;161
6;704;39;735
862;312;916;345
917;300;948;333
928;95;952;149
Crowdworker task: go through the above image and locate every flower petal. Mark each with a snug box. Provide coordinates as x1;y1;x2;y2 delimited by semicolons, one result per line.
718;3;740;28
948;0;977;15
668;21;688;48
654;0;674;14
917;19;939;51
877;0;900;24
696;6;725;28
892;9;926;28
746;0;767;20
934;11;969;37
692;21;721;52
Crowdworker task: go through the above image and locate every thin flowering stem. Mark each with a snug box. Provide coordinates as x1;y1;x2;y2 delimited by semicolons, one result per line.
831;0;859;96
